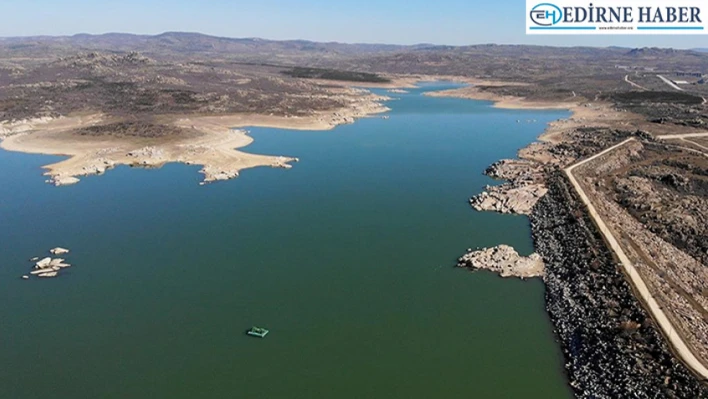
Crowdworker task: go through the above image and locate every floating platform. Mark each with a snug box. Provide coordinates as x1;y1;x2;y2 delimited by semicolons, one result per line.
247;326;269;338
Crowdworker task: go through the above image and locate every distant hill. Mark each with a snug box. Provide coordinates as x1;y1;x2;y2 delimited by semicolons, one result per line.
626;47;682;57
1;32;707;76
0;32;673;61
692;48;708;53
0;32;414;62
2;31;708;123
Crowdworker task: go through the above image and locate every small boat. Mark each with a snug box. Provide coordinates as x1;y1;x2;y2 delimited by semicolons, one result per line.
247;326;269;338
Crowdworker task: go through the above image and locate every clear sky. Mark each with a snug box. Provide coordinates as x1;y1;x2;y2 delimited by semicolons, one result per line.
0;0;705;48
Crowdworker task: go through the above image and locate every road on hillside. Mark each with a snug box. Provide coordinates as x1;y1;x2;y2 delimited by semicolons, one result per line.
657;74;684;91
656;132;708;140
624;74;647;91
564;136;708;380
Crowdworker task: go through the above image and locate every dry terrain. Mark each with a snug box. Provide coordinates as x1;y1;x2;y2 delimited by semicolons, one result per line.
1;32;708;396
0;50;391;184
569;139;708;374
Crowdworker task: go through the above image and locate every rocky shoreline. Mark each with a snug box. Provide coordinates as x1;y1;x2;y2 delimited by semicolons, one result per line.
531;173;708;398
469;159;548;215
457;245;544;279
455;96;708;395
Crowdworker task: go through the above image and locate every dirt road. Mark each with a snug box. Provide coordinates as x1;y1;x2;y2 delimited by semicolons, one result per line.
565;137;708;380
657;75;684;91
624;74;647;91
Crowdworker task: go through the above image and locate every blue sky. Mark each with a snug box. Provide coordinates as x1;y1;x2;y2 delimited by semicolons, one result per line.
0;0;705;48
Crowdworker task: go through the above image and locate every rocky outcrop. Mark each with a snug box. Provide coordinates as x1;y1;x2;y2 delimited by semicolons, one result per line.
31;268;56;275
199;156;298;184
484;159;545;181
530;173;708;398
49;258;71;268
470;183;547;215
50;247;70;255
457;245;544;278
34;257;52;269
50;176;81;186
470;159;548;215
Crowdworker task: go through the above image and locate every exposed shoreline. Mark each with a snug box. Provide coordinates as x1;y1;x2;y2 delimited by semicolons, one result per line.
426;82;579;215
3;74;706;395
426;81;644;214
0;87;390;186
431;80;708;396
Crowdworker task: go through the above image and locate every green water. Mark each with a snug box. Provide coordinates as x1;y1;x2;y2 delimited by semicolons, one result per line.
0;83;572;399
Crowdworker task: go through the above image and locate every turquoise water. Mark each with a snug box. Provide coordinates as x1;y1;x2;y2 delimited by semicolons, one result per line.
0;83;572;399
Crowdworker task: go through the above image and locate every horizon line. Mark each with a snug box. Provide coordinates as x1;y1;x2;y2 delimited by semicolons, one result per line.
0;30;706;51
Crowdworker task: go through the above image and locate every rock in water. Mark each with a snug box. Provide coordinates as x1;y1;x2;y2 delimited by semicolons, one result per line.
30;268;55;275
34;257;52;269
457;245;544;278
48;258;71;268
51;176;80;186
50;247;70;255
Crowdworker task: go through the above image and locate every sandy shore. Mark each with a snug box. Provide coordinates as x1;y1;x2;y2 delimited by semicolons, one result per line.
424;83;576;109
0;88;389;186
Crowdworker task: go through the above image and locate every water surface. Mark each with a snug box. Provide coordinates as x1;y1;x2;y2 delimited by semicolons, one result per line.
0;83;572;398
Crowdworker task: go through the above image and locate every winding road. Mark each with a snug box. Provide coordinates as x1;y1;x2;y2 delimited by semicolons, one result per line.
624;74;647;91
564;136;708;381
656;132;708;140
655;74;707;104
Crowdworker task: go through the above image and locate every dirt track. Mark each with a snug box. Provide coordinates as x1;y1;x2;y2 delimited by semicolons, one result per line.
565;137;708;380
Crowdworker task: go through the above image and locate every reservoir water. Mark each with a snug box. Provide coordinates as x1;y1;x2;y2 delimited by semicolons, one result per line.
0;83;572;398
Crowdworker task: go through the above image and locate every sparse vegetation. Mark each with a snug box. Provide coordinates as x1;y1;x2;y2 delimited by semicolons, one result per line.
75;121;199;139
281;67;390;83
609;91;704;105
